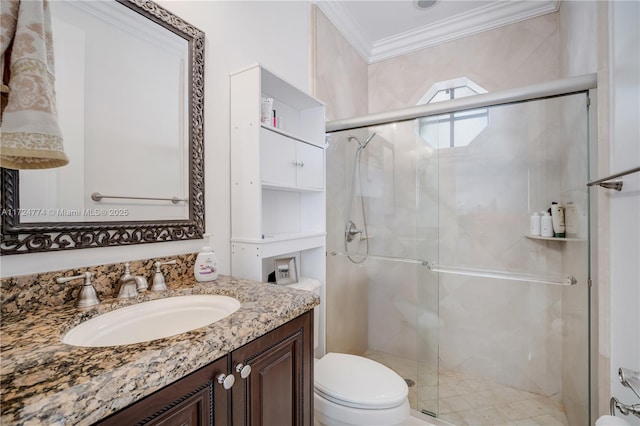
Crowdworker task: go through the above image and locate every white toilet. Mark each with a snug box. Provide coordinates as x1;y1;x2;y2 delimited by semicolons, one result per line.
286;279;410;426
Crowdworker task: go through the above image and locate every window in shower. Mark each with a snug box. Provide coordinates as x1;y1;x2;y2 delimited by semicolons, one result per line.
417;78;488;149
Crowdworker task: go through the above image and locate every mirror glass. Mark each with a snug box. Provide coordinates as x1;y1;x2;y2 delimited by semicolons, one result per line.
1;0;205;254
21;1;189;222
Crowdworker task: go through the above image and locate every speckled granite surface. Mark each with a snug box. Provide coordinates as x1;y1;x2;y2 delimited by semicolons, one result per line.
1;271;319;425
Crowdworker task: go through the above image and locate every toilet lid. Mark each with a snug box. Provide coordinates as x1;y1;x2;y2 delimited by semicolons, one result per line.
314;353;408;409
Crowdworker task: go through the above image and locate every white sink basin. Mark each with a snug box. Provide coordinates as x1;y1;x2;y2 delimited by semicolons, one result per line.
62;295;241;347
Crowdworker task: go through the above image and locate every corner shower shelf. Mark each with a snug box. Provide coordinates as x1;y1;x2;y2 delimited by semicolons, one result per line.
526;235;586;242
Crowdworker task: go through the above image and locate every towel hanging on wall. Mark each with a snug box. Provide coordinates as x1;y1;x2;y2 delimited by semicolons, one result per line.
0;0;68;169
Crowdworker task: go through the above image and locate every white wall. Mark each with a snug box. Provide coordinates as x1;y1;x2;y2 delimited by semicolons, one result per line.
609;1;640;423
0;1;311;278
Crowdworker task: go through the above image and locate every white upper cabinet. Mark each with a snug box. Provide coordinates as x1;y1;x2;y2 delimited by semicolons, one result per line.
260;128;324;190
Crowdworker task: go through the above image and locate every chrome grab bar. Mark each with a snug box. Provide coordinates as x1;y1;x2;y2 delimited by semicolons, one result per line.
587;165;640;191
91;192;187;204
426;264;577;286
330;251;428;266
330;251;577;286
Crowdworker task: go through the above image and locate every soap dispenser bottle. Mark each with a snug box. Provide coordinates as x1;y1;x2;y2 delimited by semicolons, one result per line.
194;234;218;282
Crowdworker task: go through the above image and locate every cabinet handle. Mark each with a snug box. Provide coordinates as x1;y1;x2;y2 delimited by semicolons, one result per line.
235;363;252;379
292;161;305;167
217;373;235;390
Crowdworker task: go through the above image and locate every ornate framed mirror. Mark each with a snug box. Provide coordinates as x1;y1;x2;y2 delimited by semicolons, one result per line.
0;0;205;254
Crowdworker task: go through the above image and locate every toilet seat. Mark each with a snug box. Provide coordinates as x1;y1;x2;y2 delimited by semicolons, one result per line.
314;353;408;410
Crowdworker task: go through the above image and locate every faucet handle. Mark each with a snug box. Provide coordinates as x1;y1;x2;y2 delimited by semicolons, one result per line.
56;271;100;308
151;259;177;291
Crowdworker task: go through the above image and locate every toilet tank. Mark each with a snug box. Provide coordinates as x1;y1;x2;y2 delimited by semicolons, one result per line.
285;278;321;349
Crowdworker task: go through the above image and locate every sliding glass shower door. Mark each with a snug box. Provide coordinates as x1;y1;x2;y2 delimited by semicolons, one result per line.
325;90;591;426
416;92;591;425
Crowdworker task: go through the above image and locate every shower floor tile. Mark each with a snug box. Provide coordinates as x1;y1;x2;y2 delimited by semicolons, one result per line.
363;350;569;426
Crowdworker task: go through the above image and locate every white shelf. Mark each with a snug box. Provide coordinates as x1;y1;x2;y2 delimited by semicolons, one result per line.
232;231;326;244
260;124;322;147
262;183;324;193
526;235;586;242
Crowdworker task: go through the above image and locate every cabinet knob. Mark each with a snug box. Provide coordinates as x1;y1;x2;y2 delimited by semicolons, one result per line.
217;373;235;390
235;363;252;379
298;161;304;167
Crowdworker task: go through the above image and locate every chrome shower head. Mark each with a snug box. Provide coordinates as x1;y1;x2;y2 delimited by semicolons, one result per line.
361;132;376;149
347;132;376;150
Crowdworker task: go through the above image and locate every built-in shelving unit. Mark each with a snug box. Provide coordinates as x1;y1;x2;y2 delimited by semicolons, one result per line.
230;64;326;354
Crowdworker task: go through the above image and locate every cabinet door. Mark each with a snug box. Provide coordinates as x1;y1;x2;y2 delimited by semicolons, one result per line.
231;311;313;426
260;129;297;187
97;356;230;426
296;143;324;190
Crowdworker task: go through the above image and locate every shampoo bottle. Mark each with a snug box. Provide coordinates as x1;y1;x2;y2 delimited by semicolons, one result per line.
530;212;541;236
194;235;218;282
564;202;578;237
541;212;554;237
550;202;566;238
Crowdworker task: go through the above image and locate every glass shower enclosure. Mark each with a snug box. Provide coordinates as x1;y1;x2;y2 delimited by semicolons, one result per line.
325;85;592;425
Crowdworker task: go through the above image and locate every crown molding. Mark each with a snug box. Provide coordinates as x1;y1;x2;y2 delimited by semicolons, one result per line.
315;1;560;64
314;0;373;62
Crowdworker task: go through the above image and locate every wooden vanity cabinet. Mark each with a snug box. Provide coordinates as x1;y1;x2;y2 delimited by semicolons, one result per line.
232;307;313;426
95;310;313;426
97;356;229;426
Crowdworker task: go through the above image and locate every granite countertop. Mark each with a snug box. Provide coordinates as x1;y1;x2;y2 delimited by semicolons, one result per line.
0;275;319;425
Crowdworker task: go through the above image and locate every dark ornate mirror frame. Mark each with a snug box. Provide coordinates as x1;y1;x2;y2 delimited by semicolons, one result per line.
0;0;205;255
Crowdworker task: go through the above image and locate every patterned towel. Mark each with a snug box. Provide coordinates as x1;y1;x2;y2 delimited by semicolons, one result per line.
0;0;68;169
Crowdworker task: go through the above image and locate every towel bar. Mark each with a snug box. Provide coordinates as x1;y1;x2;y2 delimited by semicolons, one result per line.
91;192;187;204
587;166;640;191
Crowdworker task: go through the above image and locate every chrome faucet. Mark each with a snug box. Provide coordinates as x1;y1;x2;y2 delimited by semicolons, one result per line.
56;271;100;308
116;262;148;299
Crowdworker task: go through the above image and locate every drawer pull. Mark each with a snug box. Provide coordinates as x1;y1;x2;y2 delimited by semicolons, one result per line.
217;373;235;390
235;363;252;379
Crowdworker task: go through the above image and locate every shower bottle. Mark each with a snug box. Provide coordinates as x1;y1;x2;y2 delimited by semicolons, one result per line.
530;212;541;236
541;212;554;237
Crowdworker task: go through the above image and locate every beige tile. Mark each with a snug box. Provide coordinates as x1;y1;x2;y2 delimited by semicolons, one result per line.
439;395;474;414
438;411;468;426
513;419;540;426
502;398;554;420
531;413;568;426
458;407;511;425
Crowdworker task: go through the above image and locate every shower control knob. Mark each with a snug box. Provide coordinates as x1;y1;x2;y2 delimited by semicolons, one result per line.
217;373;235;390
235;363;252;379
